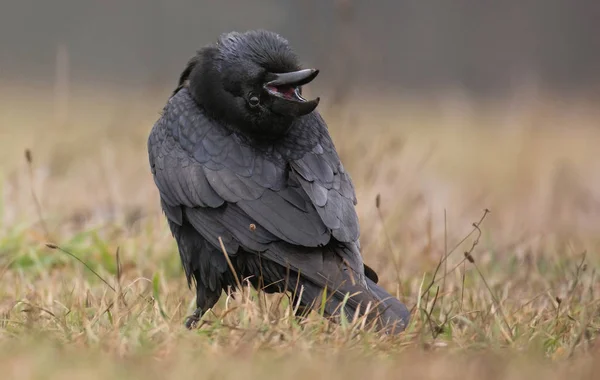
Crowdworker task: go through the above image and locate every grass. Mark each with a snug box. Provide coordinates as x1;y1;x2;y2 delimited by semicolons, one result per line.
1;84;600;379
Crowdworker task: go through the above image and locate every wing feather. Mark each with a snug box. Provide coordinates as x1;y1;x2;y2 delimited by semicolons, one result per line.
148;88;360;260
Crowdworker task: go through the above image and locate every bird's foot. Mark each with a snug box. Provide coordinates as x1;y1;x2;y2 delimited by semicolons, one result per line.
184;308;203;330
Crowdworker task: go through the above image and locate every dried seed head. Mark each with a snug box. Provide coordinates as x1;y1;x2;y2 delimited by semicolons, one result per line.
25;149;32;164
46;243;58;249
464;252;475;263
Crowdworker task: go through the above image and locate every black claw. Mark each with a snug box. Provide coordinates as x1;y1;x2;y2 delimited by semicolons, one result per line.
184;308;203;329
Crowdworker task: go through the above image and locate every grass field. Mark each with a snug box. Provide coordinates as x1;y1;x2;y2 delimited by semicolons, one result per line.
1;84;600;379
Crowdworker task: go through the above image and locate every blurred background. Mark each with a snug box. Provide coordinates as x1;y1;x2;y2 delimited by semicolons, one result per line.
2;0;600;274
2;0;600;96
2;4;600;372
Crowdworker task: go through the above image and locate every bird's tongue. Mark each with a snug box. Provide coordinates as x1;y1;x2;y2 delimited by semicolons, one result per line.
268;85;298;100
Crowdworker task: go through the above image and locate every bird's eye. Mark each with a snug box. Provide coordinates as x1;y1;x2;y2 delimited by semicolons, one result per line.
248;94;260;108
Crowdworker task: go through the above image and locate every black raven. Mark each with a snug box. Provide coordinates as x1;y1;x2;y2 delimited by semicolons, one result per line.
148;30;410;334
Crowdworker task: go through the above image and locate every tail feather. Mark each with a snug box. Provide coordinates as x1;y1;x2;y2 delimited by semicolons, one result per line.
365;277;411;334
288;274;410;334
270;255;410;334
253;242;410;334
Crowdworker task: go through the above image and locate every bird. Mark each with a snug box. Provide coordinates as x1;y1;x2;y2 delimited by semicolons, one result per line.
147;30;410;334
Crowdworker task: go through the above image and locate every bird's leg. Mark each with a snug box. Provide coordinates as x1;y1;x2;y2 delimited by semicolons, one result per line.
185;284;222;330
184;307;204;329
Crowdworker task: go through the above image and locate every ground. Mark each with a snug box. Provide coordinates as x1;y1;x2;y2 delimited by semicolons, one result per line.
1;84;599;379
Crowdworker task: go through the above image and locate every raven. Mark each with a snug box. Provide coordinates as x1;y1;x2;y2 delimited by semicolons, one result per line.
148;30;410;334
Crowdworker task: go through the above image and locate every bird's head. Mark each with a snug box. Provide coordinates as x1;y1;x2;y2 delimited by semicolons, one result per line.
179;30;320;138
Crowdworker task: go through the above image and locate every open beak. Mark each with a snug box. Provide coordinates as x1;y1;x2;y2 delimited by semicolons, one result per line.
264;69;320;117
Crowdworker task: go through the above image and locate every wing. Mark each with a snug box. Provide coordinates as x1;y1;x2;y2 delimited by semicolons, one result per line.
149;89;360;263
286;113;360;244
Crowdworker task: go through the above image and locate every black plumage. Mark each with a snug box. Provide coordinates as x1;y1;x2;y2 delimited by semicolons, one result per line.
148;30;410;334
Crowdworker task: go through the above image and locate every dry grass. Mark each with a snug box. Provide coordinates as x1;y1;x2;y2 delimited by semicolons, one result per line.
1;84;600;379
